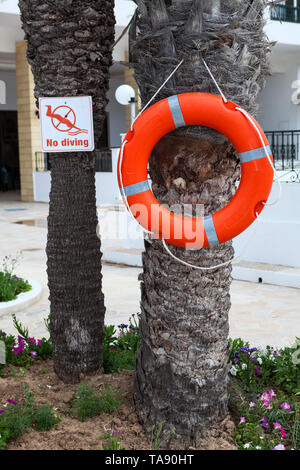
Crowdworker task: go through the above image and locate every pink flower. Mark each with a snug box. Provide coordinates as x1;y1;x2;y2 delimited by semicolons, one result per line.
249;402;255;408
281;428;287;438
7;399;17;405
269;389;276;398
261;392;270;402
273;422;282;430
280;402;290;411
240;417;246;423
273;444;285;450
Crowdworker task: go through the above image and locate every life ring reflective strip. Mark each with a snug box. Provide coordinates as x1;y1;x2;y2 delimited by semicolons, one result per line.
118;92;274;249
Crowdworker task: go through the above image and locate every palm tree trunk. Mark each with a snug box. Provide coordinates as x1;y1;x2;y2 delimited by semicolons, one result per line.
130;0;270;447
19;1;115;383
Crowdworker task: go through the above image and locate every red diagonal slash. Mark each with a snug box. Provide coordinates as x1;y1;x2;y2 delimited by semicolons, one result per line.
46;105;88;135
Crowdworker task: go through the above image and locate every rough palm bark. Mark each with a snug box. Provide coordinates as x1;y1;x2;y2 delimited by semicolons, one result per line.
19;0;115;383
130;0;270;448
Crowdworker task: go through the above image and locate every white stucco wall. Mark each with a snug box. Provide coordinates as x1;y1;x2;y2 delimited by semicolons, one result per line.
233;182;300;268
265;17;300;48
257;66;300;131
0;0;19;15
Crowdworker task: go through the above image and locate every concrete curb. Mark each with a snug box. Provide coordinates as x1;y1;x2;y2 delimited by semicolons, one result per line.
103;250;142;267
102;248;300;289
232;266;300;289
0;279;42;317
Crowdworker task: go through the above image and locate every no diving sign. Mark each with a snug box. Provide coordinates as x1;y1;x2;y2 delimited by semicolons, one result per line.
39;96;94;152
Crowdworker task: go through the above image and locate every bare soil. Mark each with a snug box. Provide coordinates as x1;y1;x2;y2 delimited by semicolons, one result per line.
0;360;236;450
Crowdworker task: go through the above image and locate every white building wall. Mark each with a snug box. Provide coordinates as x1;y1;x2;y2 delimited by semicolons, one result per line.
0;1;19;14
257;66;300;131
233;182;300;268
265;12;300;47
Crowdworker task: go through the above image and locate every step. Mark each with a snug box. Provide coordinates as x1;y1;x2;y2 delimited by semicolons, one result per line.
232;261;300;289
102;246;300;289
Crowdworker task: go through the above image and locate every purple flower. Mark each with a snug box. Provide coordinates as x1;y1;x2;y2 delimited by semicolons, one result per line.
240;347;250;354
255;367;260;376
104;441;111;446
0;410;4;414
233;351;239;364
31;351;37;359
7;399;17;405
280;402;290;411
262;416;269;429
27;337;36;345
113;430;121;436
37;339;42;346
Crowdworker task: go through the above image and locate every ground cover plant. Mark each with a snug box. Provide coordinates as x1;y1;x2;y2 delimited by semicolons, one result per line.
70;382;123;421
0;255;31;302
0;383;60;449
228;338;300;450
0;315;299;450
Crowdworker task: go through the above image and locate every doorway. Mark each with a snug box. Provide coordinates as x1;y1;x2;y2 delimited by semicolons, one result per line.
0;111;20;191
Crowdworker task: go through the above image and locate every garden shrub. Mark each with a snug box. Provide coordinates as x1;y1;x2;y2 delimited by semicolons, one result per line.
0;272;31;302
0;254;31;302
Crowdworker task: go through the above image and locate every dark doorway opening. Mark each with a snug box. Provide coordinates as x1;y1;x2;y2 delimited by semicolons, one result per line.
0;111;20;191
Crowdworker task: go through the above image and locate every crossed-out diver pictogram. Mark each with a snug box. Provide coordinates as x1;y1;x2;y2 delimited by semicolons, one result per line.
46;105;88;136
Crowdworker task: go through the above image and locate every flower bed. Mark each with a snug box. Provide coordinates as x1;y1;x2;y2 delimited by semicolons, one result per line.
0;315;299;450
229;338;300;450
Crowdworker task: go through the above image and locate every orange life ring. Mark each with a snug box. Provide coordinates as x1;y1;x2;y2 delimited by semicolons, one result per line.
117;93;274;249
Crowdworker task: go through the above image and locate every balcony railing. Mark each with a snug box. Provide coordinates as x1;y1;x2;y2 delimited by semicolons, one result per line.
270;4;300;23
35;149;113;173
265;130;300;181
